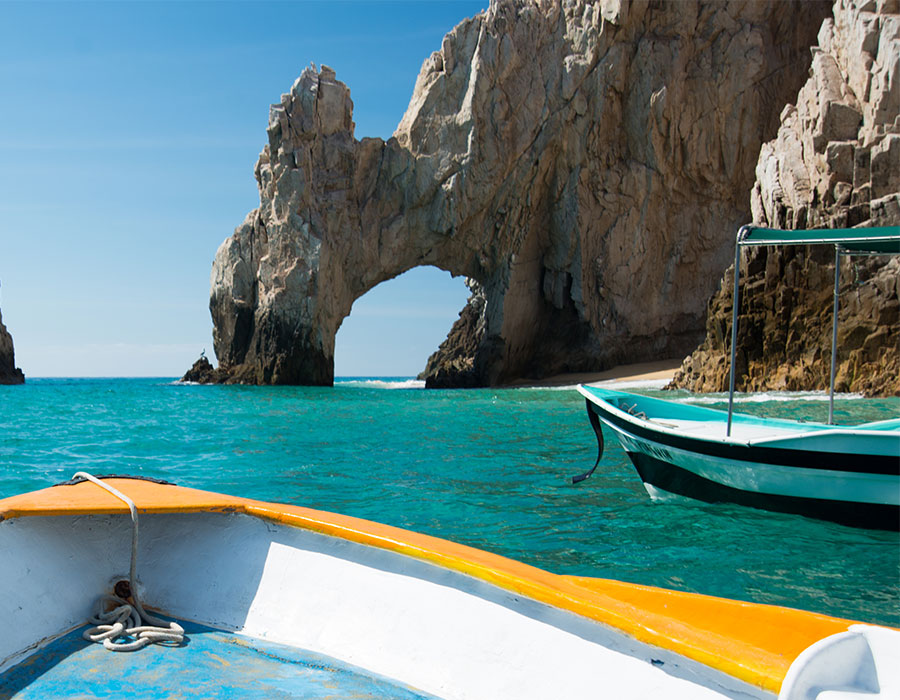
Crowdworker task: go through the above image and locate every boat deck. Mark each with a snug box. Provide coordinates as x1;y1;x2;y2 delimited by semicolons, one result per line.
0;621;437;700
645;418;804;442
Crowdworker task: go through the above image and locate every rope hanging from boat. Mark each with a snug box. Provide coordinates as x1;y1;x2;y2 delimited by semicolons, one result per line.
571;399;605;483
73;471;185;651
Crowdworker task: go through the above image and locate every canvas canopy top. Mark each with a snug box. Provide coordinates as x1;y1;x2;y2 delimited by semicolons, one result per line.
736;225;900;255
726;223;899;433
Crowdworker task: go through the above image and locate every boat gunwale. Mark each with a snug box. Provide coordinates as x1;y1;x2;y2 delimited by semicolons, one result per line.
578;385;900;438
579;386;819;441
0;478;865;695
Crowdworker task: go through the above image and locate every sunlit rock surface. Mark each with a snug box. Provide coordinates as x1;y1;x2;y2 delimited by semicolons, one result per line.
671;0;900;397
0;308;24;385
204;0;829;386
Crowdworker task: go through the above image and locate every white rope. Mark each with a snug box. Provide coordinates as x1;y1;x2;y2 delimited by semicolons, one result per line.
73;471;185;652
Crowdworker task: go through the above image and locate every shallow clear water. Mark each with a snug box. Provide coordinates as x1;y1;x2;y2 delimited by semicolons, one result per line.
1;378;897;626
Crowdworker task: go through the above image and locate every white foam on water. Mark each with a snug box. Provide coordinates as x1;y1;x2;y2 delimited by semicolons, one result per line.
673;390;865;404
593;378;672;390
336;378;425;390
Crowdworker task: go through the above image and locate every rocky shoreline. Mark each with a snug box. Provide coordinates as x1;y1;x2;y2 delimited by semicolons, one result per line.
0;308;24;385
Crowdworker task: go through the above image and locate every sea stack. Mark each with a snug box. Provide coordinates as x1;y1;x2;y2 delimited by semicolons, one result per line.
200;0;830;386
0;308;24;385
671;0;900;397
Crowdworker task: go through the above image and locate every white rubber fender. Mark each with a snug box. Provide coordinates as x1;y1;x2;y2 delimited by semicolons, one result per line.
778;624;900;699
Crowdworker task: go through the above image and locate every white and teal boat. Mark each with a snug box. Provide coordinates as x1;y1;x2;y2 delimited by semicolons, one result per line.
576;225;900;530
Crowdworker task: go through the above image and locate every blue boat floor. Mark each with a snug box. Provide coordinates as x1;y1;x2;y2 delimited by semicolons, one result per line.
0;621;439;699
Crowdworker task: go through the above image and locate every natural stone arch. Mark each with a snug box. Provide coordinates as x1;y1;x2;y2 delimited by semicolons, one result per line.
203;1;830;387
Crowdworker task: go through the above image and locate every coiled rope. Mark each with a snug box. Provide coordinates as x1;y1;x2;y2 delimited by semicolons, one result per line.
74;471;185;651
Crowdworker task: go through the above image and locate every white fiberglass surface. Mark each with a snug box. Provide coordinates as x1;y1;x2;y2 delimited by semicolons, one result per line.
645;418;805;443
0;511;771;700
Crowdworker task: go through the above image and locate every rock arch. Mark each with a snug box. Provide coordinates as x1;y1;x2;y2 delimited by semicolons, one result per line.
203;0;830;386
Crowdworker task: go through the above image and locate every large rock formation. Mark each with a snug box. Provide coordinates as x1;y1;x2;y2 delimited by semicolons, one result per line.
203;0;830;386
0;308;24;385
671;0;900;396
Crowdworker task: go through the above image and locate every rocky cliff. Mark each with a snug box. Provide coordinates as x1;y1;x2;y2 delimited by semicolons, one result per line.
0;308;24;385
202;0;830;386
671;0;900;396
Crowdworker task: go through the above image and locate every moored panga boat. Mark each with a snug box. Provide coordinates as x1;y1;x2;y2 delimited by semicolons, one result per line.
576;384;900;530
1;474;898;699
575;225;900;530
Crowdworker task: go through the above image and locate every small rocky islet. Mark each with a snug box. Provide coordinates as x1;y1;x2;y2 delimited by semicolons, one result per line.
190;0;898;395
0;308;24;385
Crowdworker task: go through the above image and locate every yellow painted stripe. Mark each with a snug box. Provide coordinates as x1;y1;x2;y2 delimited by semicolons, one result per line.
0;479;862;693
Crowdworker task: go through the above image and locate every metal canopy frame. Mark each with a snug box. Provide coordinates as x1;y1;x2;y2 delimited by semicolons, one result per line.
725;224;900;436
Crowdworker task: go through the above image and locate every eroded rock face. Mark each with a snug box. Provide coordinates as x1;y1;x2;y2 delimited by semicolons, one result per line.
206;0;830;386
417;280;488;388
670;0;900;396
0;309;24;385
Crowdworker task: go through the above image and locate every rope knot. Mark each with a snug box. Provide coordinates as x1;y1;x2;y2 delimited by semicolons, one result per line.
83;594;184;651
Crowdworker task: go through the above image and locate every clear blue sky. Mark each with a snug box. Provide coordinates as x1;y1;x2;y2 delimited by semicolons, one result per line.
0;0;485;378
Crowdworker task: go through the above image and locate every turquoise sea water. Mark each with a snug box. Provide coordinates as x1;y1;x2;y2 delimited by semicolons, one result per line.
1;378;897;626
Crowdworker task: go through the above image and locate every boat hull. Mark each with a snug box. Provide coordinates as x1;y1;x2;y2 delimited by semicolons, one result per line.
631;451;898;530
578;386;900;530
1;477;886;699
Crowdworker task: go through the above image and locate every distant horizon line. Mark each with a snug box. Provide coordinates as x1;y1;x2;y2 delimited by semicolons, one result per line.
16;375;421;380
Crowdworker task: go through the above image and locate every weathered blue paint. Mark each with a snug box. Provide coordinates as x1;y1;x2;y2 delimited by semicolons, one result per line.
0;621;440;699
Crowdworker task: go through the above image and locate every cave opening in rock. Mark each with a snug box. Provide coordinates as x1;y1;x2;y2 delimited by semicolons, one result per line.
333;266;469;379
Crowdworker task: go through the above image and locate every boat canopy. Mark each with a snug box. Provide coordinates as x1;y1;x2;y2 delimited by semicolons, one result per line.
736;225;900;255
727;224;900;434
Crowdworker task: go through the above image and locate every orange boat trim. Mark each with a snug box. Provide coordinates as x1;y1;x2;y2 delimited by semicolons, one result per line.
0;479;860;693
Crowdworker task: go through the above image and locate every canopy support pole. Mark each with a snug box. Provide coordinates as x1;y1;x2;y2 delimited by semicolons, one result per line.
726;239;743;437
828;246;841;425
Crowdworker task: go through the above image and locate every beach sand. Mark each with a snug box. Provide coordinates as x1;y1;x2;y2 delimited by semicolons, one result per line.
502;358;682;388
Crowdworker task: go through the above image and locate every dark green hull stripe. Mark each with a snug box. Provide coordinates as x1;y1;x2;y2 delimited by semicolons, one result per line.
589;402;900;476
629;452;900;531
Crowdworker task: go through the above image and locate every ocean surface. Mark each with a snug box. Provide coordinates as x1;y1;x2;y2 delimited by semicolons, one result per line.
1;377;897;626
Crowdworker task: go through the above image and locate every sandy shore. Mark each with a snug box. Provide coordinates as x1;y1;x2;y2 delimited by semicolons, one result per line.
502;358;682;388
